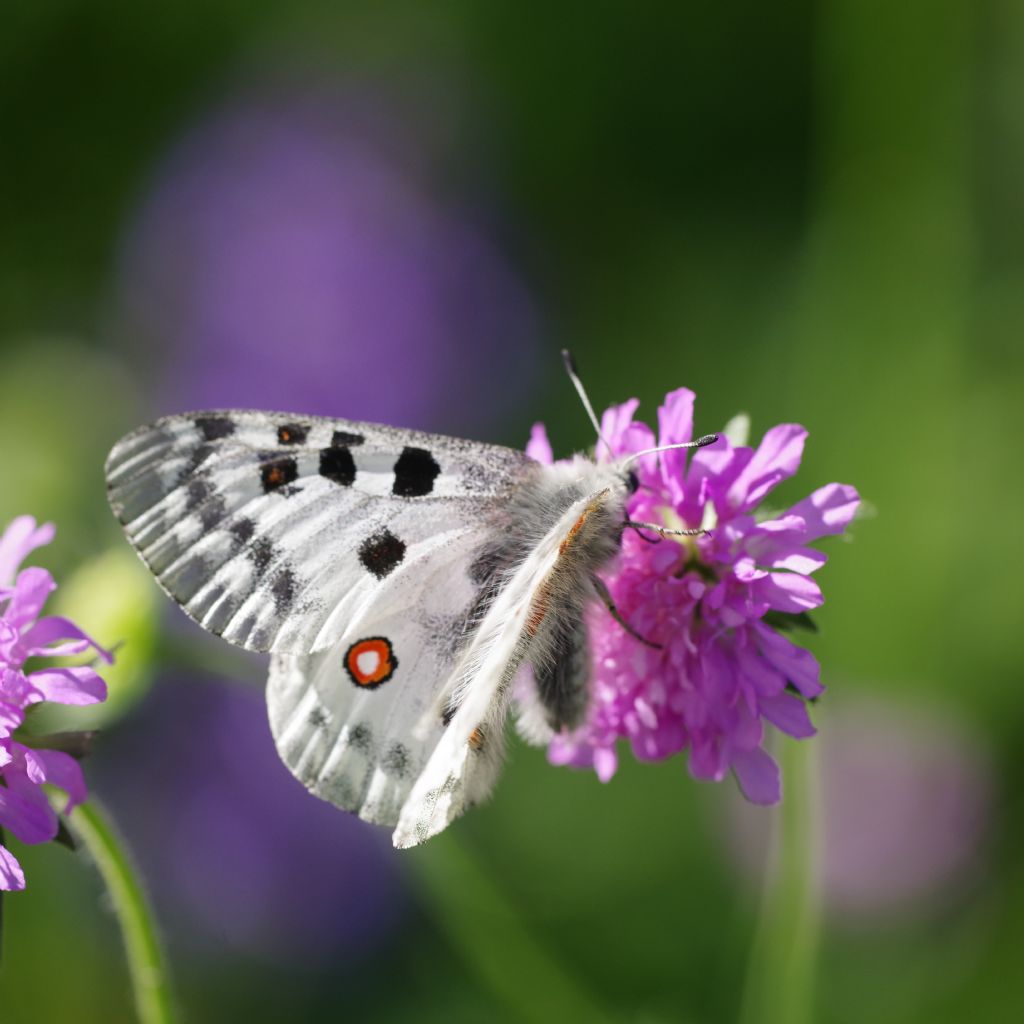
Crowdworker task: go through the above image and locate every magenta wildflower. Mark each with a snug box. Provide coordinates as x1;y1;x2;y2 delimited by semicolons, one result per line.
527;389;859;804
0;516;111;890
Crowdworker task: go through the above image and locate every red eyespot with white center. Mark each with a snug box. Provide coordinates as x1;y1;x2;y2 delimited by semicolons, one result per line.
343;637;398;689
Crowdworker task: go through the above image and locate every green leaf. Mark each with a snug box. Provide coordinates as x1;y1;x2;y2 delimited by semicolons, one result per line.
763;610;819;634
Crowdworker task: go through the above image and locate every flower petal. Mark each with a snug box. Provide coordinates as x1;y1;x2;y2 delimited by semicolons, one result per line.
786;483;861;541
20;616;113;662
593;746;618;783
0;699;25;739
679;437;749;527
0;783;58;844
0;516;55;589
760;692;816;738
734;643;787;698
600;398;640;447
731;746;781;804
0;843;26;891
657;388;695;502
526;423;553;465
24;748;88;812
689;735;727;782
28;665;108;706
754;622;824;698
547;734;591;769
726;424;807;513
657;388;695;447
598;398;655;462
0;667;38;707
4;567;56;629
769;549;828;574
751;571;823;613
734;557;769;582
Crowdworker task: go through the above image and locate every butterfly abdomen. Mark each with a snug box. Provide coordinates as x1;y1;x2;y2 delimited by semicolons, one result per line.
529;615;590;734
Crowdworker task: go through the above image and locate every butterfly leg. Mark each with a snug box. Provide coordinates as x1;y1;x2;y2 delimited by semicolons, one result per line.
590;574;662;650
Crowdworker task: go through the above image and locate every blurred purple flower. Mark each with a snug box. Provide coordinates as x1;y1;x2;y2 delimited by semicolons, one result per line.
117;79;542;436
726;696;993;920
94;672;406;965
528;390;859;803
0;516;110;890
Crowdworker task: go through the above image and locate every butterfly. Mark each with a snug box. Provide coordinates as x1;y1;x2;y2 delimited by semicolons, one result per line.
105;354;716;848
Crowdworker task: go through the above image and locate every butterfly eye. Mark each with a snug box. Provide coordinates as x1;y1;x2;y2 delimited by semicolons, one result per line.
626;470;640;496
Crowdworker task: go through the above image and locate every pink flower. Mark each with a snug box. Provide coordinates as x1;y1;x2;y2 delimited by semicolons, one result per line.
527;389;859;804
0;516;111;890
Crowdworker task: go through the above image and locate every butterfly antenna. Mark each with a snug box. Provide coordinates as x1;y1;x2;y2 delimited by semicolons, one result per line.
621;433;720;469
561;349;613;456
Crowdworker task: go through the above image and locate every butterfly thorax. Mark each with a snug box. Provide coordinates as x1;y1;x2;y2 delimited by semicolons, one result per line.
467;455;628;612
439;455;630;746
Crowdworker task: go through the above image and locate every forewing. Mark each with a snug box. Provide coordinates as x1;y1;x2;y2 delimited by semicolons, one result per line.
105;410;532;654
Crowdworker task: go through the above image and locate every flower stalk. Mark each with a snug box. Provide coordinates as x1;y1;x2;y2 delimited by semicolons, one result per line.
738;733;822;1024
50;794;174;1024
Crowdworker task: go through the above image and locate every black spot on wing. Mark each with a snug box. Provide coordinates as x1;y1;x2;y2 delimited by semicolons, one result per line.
260;454;298;493
308;707;328;728
320;446;356;487
392;446;440;497
179;443;216;484
270;566;296;614
186;476;211;507
349;723;373;754
331;430;365;447
249;536;275;574
229;518;256;546
186;477;227;530
358;529;406;579
195;416;235;441
382;742;411;778
277;423;308;445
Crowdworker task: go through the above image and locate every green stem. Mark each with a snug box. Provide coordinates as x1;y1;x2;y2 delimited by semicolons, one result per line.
738;736;822;1024
49;794;174;1024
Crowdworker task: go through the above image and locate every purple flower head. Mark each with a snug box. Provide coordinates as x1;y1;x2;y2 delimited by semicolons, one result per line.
725;696;993;920
0;516;111;890
527;390;859;803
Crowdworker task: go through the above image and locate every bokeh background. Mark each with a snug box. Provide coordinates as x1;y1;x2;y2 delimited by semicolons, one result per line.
2;2;1023;1022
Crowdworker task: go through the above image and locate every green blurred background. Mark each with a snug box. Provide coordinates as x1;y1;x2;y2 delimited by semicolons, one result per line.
2;2;1023;1021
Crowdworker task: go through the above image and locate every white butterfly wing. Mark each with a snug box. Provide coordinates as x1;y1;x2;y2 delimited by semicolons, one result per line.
107;409;623;848
105;410;532;655
392;487;614;848
267;517;486;827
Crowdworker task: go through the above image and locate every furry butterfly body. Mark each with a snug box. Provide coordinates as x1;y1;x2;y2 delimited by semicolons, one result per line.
106;409;634;846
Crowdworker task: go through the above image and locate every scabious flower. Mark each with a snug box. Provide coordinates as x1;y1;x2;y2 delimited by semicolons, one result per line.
0;516;110;890
527;389;859;804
